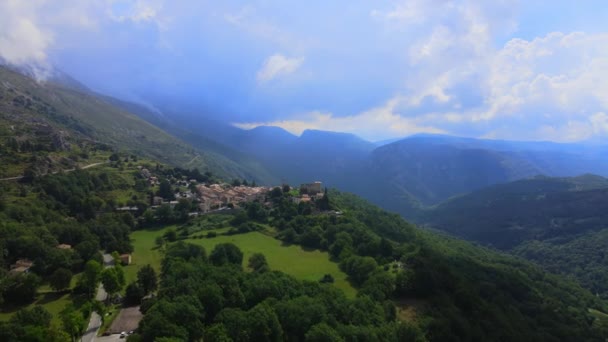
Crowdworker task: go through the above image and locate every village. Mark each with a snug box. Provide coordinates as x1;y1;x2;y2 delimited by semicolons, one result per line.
7;167;330;276
136;166;329;216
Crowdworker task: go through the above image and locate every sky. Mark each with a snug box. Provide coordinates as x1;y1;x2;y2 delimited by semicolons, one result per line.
1;0;608;142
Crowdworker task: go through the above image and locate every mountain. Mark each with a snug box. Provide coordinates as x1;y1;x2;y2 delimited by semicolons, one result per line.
217;127;376;187
0;66;273;182
413;174;608;298
414;174;608;249
104;98;281;185
181;128;608;219
353;135;608;216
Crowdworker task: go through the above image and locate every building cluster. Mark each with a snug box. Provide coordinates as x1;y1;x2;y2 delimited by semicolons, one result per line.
9;259;33;275
137;163;327;216
294;181;324;204
197;184;269;212
138;167;160;186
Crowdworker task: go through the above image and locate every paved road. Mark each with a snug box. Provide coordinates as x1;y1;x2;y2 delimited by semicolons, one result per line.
81;253;114;342
81;312;102;342
0;161;108;181
96;334;123;342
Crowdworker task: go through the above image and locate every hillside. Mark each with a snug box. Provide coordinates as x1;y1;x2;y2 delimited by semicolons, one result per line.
361;135;608;216
135;186;608;341
414;174;608;298
0;66;271;182
415;174;608;249
174;126;608;218
2;155;608;340
513;228;608;298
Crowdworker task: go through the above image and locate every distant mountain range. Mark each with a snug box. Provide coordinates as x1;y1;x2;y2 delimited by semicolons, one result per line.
4;65;608;220
176;124;608;219
6;65;608;301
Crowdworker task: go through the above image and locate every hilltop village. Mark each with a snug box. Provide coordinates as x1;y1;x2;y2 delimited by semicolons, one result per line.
136;166;327;216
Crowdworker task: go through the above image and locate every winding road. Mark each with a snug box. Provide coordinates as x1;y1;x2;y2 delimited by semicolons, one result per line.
81;253;114;342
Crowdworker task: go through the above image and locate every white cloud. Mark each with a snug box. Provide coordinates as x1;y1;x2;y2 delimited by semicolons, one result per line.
256;54;304;83
0;1;53;76
0;0;167;80
234;97;445;141
367;1;608;141
107;0;165;25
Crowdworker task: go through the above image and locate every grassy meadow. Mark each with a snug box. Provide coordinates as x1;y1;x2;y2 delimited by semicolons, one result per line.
0;274;81;324
127;223;356;297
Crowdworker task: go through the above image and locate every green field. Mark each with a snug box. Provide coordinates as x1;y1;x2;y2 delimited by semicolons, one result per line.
590;308;608;330
186;232;356;297
0;274;81;324
128;226;356;297
123;226;177;286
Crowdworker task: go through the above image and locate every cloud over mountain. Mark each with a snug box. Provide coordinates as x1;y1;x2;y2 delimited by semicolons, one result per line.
2;0;607;142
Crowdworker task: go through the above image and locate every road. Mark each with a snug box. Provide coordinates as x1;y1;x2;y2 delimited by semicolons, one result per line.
0;161;108;181
80;253;114;342
81;312;103;342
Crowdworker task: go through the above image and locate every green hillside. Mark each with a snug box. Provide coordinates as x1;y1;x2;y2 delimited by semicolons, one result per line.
1;155;607;340
0;66;271;182
415;174;608;298
416;174;608;249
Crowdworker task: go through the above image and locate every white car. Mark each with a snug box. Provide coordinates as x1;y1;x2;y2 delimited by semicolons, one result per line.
120;332;126;338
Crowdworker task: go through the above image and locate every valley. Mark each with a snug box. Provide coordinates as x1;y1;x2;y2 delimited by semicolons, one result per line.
2;66;608;341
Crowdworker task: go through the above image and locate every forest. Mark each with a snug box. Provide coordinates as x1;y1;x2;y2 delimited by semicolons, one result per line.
1;160;608;341
134;187;608;341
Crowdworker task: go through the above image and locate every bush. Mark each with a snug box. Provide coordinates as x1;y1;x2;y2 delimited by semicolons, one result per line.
319;274;334;284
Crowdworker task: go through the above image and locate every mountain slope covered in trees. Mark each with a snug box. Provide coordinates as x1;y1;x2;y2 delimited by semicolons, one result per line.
0;66;274;182
133;187;608;341
415;174;608;298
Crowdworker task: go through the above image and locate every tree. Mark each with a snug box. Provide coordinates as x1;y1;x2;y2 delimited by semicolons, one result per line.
269;187;283;200
137;264;158;295
275;296;327;339
248;253;269;273
125;282;145;305
247;302;283;342
157;204;174;223
101;268;123;297
4;273;41;304
210;243;243;266
158;179;174;200
111;251;121;265
163;228;177;242
155;236;165;249
247;202;267;222
61;308;85;342
10;306;51;327
204;324;232;342
305;323;344;342
319;274;334;283
49;268;72;292
317;188;331;211
379;238;394;258
77;260;101;297
340;256;378;286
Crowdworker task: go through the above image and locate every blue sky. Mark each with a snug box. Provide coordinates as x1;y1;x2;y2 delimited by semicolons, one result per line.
1;1;608;142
